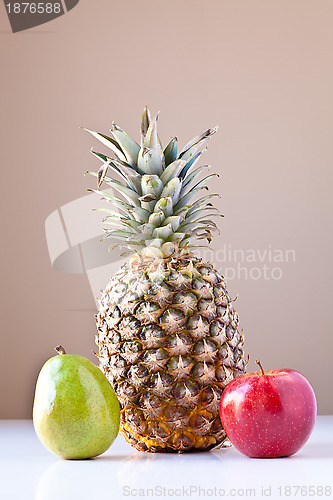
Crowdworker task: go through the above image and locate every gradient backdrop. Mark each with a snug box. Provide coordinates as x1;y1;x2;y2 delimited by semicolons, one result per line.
1;0;332;418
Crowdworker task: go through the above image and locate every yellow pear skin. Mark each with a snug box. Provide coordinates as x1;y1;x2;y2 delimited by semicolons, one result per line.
33;346;120;459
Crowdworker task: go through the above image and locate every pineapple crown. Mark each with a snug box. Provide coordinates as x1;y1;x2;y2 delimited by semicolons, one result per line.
84;107;222;259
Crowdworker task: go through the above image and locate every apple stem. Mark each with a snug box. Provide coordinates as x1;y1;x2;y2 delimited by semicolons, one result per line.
255;359;265;375
55;345;66;355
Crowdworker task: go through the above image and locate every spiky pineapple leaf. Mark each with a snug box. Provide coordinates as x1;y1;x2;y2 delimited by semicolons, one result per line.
82;128;126;162
164;137;178;166
141;106;151;146
181;165;210;191
160;160;186;185
174;194;220;216
111;123;141;166
143;115;164;163
85;107;223;256
179;151;204;180
178;127;218;162
137;147;163;175
90;150;142;192
88;173;140;206
87;188;135;213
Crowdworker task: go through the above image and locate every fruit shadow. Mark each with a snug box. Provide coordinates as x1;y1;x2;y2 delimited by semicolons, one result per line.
100;442;232;460
293;444;333;460
91;454;132;462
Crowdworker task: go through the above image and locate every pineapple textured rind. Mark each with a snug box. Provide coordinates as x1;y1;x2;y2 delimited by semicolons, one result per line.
96;253;245;453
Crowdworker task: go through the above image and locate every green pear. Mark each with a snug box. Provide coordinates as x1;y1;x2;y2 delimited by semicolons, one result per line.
33;346;120;459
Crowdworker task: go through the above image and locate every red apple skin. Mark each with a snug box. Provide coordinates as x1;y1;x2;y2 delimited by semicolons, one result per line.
219;368;317;458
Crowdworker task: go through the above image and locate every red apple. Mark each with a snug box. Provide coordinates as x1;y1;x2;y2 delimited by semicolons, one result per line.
219;360;317;458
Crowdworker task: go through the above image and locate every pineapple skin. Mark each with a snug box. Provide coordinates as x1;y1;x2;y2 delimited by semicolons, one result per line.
96;253;246;453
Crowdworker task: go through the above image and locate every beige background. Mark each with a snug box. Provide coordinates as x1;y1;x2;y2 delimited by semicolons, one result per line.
1;0;332;418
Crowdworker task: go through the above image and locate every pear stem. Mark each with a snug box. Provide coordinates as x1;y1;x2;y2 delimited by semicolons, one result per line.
55;345;66;355
255;359;265;375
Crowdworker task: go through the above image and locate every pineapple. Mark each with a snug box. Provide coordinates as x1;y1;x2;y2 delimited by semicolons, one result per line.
84;107;246;453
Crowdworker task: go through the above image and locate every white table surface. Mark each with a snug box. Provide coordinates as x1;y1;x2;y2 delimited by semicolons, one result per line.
1;417;332;500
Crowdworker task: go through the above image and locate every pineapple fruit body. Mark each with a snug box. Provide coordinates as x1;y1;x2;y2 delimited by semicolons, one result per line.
85;107;246;453
96;253;245;452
